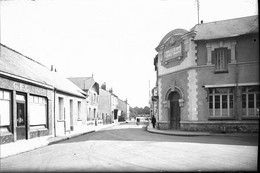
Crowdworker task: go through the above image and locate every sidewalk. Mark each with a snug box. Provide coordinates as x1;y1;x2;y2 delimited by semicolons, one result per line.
0;123;118;159
146;123;259;137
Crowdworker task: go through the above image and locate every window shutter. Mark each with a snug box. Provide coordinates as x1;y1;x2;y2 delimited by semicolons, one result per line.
224;49;228;69
227;49;231;63
211;50;216;64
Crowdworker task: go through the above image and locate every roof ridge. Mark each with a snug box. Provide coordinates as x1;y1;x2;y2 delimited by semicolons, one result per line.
199;15;257;25
0;43;49;70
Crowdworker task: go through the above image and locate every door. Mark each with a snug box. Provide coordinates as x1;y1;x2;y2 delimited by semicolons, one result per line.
17;102;27;140
70;100;73;131
169;92;180;130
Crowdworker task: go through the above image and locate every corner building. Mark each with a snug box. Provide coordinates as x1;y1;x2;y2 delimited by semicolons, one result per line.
155;15;259;132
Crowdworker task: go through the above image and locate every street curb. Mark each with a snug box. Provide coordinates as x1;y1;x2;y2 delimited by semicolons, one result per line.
1;123;118;159
48;130;96;145
146;125;259;137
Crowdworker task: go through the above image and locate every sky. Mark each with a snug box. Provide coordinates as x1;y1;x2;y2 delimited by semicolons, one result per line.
0;0;258;108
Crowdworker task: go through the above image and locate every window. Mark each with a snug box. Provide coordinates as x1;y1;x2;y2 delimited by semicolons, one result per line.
58;97;64;120
0;90;11;127
77;101;81;119
29;95;47;126
94;93;96;103
88;108;91;121
242;86;259;117
212;48;231;73
209;87;234;117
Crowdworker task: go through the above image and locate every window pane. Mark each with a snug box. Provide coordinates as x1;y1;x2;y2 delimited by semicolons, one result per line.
4;91;11;100
214;95;220;109
30;96;33;103
209;95;213;109
248;94;254;108
229;95;233;108
256;94;259;108
215;88;228;93
248;86;259;92
222;95;227;108
242;87;247;92
0;100;11;126
16;94;25;101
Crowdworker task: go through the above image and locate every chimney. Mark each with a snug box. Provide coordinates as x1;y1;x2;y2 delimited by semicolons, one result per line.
51;65;53;71
200;20;203;24
109;88;113;94
101;82;106;90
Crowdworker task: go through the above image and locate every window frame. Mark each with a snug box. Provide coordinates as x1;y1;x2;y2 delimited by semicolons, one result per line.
29;95;48;127
242;86;259;117
77;101;81;120
58;97;64;121
208;87;234;118
212;47;230;73
0;89;12;133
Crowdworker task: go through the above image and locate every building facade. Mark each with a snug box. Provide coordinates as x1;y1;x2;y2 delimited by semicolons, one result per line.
98;84;113;124
68;77;100;126
0;44;90;144
118;98;127;122
154;15;259;132
0;44;54;144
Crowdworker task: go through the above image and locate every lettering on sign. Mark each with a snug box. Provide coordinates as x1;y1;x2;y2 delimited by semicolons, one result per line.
164;44;182;60
0;77;47;96
13;82;29;92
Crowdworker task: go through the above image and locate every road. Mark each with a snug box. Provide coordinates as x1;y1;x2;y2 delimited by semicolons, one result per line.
0;122;258;172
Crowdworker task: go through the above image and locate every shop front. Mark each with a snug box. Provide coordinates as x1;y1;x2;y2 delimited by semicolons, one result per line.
0;76;53;144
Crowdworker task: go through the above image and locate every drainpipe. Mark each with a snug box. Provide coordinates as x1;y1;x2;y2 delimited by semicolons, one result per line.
53;89;57;137
235;55;239;120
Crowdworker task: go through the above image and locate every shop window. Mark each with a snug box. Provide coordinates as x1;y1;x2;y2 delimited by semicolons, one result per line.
212;48;231;73
77;101;81;119
242;86;259;117
29;95;47;126
0;90;11;130
209;87;234;117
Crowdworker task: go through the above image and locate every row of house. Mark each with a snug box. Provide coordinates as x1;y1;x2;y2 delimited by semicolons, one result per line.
151;15;259;133
0;44;129;144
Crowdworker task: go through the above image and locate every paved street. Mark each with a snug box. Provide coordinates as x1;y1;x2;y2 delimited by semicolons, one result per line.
0;122;258;172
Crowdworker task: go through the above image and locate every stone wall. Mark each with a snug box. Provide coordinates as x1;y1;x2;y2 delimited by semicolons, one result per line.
181;121;259;133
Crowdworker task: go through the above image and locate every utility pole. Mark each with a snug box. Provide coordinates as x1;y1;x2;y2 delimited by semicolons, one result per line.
195;0;200;24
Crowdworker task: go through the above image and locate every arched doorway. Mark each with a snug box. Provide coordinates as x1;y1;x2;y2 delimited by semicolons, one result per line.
168;91;180;130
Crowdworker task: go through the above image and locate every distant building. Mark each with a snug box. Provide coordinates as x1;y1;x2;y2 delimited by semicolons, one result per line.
118;98;127;122
98;83;113;124
68;77;100;125
150;86;158;120
111;92;119;123
154;15;259;132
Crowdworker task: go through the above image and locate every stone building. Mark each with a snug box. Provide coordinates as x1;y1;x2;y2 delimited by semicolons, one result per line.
154;15;259;132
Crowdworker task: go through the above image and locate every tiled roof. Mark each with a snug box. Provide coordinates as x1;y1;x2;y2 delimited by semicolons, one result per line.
193;15;258;41
0;44;86;98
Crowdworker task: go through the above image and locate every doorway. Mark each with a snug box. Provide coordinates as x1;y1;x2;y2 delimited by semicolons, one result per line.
16;94;27;140
70;100;73;131
168;92;180;130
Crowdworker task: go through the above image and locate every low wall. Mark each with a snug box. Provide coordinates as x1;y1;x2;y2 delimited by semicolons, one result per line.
181;121;259;133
